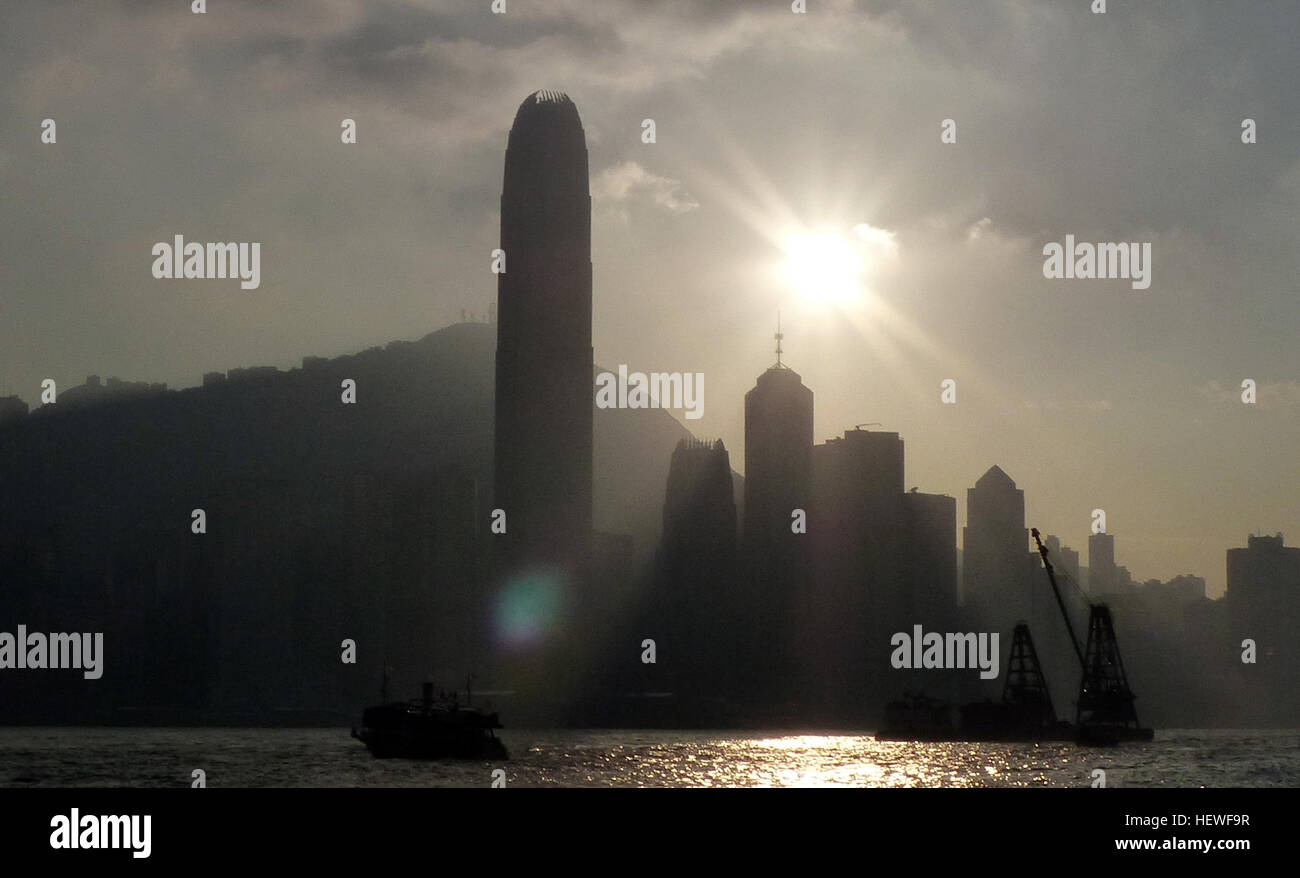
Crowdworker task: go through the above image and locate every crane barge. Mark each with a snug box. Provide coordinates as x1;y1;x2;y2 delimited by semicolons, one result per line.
1031;528;1154;745
878;529;1155;745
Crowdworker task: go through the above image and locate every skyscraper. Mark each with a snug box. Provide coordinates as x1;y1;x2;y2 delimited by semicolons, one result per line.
900;489;958;632
493;90;593;577
1088;532;1116;596
808;426;959;716
962;465;1036;630
657;438;738;695
1227;533;1300;666
810;427;904;710
741;332;813;699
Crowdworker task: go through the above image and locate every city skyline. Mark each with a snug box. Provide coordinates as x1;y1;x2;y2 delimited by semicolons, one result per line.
3;312;1282;600
2;2;1295;595
4;7;1300;847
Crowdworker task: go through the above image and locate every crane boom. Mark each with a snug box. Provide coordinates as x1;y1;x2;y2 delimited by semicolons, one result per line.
1030;527;1085;671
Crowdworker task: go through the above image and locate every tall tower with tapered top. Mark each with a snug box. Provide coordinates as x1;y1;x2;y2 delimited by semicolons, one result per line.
741;321;814;699
494;90;593;579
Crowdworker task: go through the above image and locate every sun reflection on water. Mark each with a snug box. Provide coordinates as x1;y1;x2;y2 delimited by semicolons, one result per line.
518;732;1090;788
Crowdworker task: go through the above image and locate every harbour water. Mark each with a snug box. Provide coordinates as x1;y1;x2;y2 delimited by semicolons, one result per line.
1;728;1297;788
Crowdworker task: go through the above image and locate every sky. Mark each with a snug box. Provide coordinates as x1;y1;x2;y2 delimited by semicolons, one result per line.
1;0;1297;596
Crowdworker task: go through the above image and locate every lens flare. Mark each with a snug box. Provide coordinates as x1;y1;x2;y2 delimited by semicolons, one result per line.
493;568;563;648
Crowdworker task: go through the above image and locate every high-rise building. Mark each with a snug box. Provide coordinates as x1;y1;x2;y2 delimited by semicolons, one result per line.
901;489;958;632
741;335;813;699
1227;533;1300;722
807;428;960;716
493;90;593;578
1088;532;1116;597
657;438;737;695
962;466;1037;633
810;427;904;710
899;487;962;706
1227;533;1300;645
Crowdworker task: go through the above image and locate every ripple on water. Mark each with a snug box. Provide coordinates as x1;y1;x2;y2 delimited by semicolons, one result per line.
0;728;1296;787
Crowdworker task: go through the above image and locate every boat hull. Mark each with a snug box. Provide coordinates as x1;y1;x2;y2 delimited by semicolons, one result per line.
879;697;1152;745
352;700;510;760
1075;724;1154;747
352;725;509;760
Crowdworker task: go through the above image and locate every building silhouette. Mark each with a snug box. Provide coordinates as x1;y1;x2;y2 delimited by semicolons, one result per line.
493;90;593;580
656;438;737;696
1044;533;1081;590
808;427;959;717
810;427;903;712
741;334;813;701
1227;533;1299;616
900;489;959;636
1088;531;1117;597
1226;533;1300;721
962;465;1036;627
0;395;28;424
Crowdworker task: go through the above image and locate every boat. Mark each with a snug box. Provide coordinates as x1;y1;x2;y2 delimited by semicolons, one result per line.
880;624;1075;743
959;699;1075;742
957;622;1074;742
352;681;509;760
877;528;1156;746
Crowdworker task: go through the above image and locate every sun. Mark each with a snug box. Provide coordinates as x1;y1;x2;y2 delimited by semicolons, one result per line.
782;231;863;304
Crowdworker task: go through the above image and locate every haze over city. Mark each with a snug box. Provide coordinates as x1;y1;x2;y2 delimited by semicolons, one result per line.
2;0;1297;595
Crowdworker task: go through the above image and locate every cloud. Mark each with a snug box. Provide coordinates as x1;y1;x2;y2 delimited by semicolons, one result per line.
592;161;699;214
965;217;993;242
852;222;899;260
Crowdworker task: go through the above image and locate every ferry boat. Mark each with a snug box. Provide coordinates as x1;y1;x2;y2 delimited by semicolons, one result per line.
352;681;509;760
